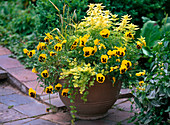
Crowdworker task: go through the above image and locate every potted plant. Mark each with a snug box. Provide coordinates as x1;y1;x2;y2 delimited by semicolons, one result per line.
26;3;146;121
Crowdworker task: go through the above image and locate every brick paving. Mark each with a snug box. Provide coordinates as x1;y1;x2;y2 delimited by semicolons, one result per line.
0;46;136;125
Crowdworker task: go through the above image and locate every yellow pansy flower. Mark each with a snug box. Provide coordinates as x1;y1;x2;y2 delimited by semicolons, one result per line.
94;39;100;45
100;29;110;38
27;50;35;58
50;51;56;57
45;85;53;94
45;33;53;40
101;55;108;63
119;65;128;74
23;48;29;54
96;73;105;83
32;67;38;73
55;83;62;91
41;70;49;78
28;88;36;98
61;88;69;97
83;47;93;57
54;43;62;51
38;54;47;62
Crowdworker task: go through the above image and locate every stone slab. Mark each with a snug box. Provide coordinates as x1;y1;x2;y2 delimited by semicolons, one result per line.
0;88;16;96
0;93;36;106
6;67;37;82
0;55;24;69
75;119;115;125
102;109;134;122
0;69;7;79
114;98;128;105
3;118;35;125
23;80;45;95
0;46;12;56
44;97;65;107
114;101;137;112
40;112;72;124
0;104;28;123
13;101;49;117
23;119;57;125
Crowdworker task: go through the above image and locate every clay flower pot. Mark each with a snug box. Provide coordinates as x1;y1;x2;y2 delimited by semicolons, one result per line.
59;77;122;120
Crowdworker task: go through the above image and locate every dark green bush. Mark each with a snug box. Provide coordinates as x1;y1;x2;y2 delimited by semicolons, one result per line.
34;0;168;36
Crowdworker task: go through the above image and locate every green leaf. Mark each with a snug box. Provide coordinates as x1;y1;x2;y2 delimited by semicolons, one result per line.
142;47;153;57
140;21;161;47
167;88;170;97
147;90;156;99
8;105;14;109
144;118;152;124
150;100;161;107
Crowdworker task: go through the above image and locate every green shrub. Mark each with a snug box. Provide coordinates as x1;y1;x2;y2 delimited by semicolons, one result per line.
34;0;168;36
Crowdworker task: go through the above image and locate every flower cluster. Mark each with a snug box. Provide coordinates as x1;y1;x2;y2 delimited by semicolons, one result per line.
25;3;145;101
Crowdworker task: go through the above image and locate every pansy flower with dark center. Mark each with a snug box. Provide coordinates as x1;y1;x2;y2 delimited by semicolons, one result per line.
100;29;110;38
119;65;128;74
91;46;97;56
28;88;36;98
101;55;108;63
38;54;47;62
61;88;69;97
27;50;35;58
136;41;143;49
45;85;53;94
55;83;62;91
79;36;87;47
96;73;105;83
55;36;62;42
115;47;126;57
83;47;93;57
125;32;134;39
50;51;56;57
41;70;49;78
44;37;50;43
37;42;46;51
121;60;132;69
54;43;62;51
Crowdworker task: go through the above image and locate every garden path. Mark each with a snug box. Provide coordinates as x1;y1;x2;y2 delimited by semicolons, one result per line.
0;46;136;125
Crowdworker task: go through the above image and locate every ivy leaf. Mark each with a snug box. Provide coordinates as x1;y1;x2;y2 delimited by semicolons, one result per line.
147;90;156;99
144;118;152;124
167;88;170;97
150;100;161;107
142;47;153;57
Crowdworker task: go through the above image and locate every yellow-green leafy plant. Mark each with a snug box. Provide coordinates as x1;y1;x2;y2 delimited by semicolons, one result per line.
26;3;146;119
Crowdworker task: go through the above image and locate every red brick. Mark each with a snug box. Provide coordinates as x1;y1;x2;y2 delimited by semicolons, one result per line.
0;46;12;56
23;80;45;95
6;67;37;82
40;112;72;124
0;55;24;69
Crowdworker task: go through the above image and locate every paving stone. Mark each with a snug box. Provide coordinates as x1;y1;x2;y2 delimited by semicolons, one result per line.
102;109;134;122
0;93;36;106
40;112;72;124
0;46;12;56
23;119;57;125
0;88;16;96
13;101;49;117
0;69;7;79
23;80;45;95
6;67;37;82
114;98;128;105
0;104;28;123
0;55;24;69
4;118;35;125
44;97;65;107
114;101;137;112
75;119;115;125
120;89;131;94
121;119;135;125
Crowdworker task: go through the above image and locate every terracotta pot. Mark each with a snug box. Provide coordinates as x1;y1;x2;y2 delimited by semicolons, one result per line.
59;76;122;120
